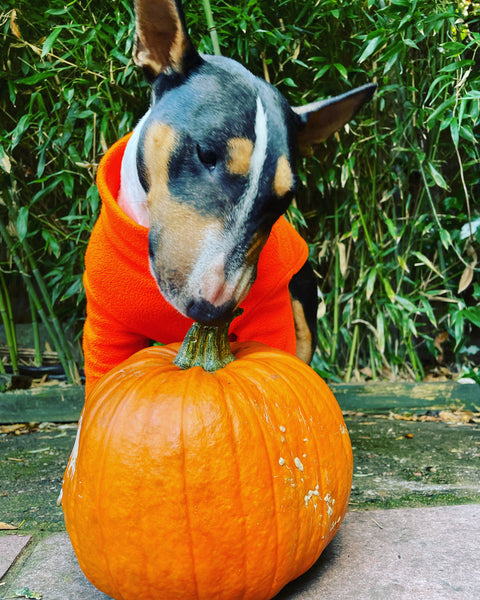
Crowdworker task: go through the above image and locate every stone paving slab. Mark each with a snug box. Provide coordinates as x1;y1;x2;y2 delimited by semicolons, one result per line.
0;535;31;580
278;504;480;600
2;504;479;600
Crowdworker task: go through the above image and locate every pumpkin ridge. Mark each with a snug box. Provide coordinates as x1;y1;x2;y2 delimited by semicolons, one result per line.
93;385;131;600
232;357;308;592
137;383;162;595
218;373;250;600
223;365;281;599
302;374;352;546
101;369;165;599
252;358;315;570
237;352;351;575
261;358;328;567
180;368;201;600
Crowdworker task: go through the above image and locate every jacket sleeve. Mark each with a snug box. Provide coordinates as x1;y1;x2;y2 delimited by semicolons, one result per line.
82;287;149;398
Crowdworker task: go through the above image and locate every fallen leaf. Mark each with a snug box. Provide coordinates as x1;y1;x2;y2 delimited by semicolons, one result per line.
438;410;473;424
389;409;480;424
458;265;474;294
0;151;11;174
0;521;18;530
26;447;50;454
434;331;449;363
458;243;477;293
10;10;22;39
0;424;27;435
338;242;348;278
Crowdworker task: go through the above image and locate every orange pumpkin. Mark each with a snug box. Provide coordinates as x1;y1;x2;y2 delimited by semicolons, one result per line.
62;316;352;600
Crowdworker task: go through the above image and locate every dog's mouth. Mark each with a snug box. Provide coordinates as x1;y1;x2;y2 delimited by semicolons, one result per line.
184;262;256;325
185;297;237;326
153;261;256;326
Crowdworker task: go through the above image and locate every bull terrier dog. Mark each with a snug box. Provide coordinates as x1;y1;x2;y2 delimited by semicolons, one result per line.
82;0;376;395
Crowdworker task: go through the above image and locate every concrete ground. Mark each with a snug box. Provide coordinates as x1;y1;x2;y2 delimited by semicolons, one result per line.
1;414;479;599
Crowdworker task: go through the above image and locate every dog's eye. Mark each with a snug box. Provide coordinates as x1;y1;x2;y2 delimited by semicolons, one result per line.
197;145;217;170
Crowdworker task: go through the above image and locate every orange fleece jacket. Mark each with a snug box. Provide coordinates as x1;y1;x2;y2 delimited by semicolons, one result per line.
83;134;309;396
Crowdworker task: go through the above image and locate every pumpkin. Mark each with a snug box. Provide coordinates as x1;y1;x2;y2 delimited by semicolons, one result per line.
62;313;352;600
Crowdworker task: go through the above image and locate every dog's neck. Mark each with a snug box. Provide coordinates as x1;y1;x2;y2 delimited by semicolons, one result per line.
117;111;151;228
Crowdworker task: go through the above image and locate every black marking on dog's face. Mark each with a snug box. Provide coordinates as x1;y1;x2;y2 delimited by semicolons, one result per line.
140;56;298;324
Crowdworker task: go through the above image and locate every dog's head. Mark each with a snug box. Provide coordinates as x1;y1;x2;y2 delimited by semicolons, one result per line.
133;0;375;325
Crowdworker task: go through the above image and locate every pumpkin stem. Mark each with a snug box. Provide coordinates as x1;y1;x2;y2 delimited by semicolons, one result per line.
174;308;243;372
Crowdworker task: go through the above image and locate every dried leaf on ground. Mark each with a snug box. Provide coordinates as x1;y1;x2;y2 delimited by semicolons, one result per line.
0;423;38;435
389;409;480;425
0;521;18;530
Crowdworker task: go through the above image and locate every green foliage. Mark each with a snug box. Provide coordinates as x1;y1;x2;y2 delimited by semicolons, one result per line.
0;0;479;381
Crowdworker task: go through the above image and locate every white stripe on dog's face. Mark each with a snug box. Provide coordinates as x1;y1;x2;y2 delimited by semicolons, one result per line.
186;96;268;308
231;96;268;229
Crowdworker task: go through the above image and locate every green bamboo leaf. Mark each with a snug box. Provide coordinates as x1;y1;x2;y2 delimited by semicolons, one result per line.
383;278;395;302
451;310;465;350
463;307;480;329
16;207;29;242
358;36;382;63
426;162;448;190
397;255;409;272
424;74;450;104
385;217;398;241
450;117;459;147
412;251;443;278
426;97;455;126
18;72;55;85
459;125;477;144
366;269;376;301
376;312;385;354
41;27;63;57
440;59;474;73
420;298;437;327
403;39;420;50
333;63;348;79
394;294;418;314
439;228;452;250
313;65;330;81
11;114;31;149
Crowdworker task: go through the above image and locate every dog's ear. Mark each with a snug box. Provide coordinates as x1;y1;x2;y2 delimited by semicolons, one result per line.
293;84;377;155
133;0;201;80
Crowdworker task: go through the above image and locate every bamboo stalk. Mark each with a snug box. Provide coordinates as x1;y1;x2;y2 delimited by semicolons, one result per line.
330;202;340;366
0;271;19;374
201;0;221;56
344;320;359;383
0;217;80;384
29;294;42;367
21;234;77;364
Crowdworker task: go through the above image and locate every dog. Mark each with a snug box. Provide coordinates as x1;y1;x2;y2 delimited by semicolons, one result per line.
82;0;376;396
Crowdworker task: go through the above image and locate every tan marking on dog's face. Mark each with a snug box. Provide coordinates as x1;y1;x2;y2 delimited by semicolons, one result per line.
273;154;294;198
290;296;314;363
245;231;269;266
144;123;221;280
227;137;254;176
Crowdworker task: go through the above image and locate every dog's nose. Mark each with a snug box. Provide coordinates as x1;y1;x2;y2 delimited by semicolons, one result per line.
186;298;235;325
